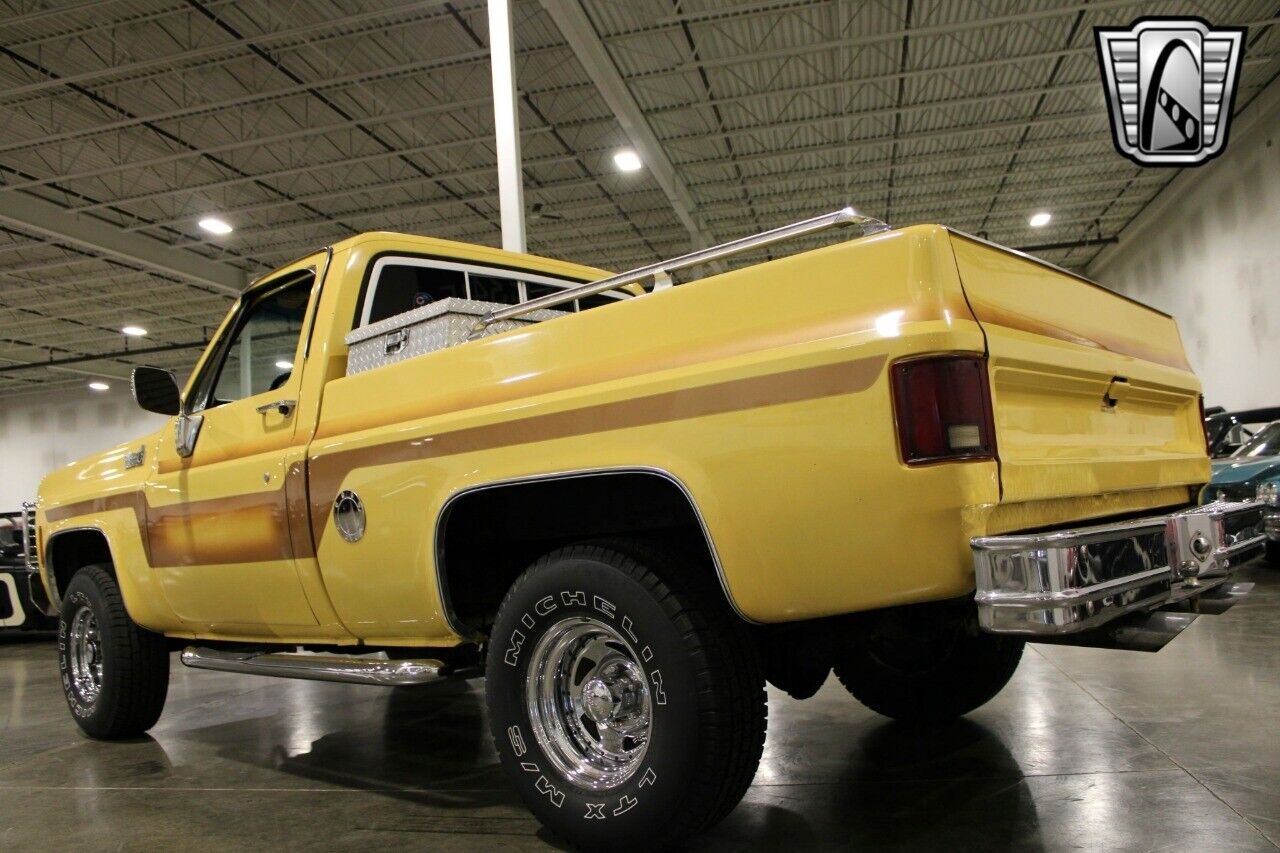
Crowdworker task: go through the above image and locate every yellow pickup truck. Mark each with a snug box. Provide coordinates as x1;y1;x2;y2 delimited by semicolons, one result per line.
33;209;1263;849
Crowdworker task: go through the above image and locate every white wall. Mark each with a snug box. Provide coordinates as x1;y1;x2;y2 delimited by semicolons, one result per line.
1089;78;1280;410
0;385;165;509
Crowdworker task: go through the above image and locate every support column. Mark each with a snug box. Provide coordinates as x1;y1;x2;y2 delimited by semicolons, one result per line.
488;0;526;253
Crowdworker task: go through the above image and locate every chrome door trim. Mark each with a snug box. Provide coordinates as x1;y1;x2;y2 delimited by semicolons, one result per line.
174;413;204;458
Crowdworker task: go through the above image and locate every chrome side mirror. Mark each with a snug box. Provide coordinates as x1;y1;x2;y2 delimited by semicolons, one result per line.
131;366;181;416
132;366;201;457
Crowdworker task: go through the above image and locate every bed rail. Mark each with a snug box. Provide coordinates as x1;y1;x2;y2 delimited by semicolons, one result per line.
470;207;888;337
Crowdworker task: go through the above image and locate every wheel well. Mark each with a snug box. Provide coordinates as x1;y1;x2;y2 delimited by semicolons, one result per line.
46;528;115;602
436;471;724;637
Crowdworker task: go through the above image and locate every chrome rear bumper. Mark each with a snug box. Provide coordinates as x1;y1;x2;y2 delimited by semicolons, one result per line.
972;500;1264;636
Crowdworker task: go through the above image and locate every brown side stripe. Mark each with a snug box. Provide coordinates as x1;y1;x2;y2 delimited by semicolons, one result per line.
307;355;886;544
43;484;311;567
47;357;885;561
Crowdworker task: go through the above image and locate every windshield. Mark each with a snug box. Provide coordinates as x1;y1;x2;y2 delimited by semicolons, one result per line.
1232;421;1280;459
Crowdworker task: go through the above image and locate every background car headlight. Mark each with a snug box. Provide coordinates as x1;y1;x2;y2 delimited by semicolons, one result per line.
1256;481;1280;507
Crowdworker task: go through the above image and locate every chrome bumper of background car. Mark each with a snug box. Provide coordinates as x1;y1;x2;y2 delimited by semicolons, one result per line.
1263;508;1280;542
972;500;1264;636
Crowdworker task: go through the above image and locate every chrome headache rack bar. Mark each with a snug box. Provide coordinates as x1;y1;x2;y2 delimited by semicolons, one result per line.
470;207;889;336
972;500;1265;639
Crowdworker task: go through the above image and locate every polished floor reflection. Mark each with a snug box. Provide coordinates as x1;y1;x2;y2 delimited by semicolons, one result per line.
2;563;1278;851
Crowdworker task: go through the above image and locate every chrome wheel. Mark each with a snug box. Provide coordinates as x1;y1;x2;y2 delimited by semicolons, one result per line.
68;604;104;705
525;616;652;790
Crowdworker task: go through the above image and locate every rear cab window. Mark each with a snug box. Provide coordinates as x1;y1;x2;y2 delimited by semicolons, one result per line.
355;256;627;331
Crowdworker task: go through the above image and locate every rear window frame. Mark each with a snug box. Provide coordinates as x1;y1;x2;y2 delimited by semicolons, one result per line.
354;254;627;331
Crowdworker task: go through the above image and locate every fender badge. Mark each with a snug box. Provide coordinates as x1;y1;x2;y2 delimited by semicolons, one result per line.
123;446;146;470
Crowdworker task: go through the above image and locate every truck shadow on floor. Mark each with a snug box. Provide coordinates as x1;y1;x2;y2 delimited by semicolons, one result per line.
174;677;521;815
700;717;1044;851
0;630;55;646
171;676;1043;848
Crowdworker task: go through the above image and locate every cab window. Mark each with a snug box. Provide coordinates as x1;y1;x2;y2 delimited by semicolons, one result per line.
467;274;521;305
206;272;313;406
356;258;625;330
365;264;466;325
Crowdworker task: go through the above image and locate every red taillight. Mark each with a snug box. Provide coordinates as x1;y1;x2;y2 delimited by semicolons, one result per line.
891;355;997;465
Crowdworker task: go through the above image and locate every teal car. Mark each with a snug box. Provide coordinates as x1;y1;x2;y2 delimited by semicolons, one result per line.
1205;420;1280;564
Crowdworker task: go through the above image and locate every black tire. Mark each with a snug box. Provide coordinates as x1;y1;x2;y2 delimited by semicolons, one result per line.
1266;540;1280;568
484;541;766;851
834;599;1023;723
58;564;170;739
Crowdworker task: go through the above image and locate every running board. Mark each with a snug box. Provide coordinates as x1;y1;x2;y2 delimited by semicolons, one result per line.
180;647;471;686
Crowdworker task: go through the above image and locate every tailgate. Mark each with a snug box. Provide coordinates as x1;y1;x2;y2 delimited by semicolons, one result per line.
949;233;1209;504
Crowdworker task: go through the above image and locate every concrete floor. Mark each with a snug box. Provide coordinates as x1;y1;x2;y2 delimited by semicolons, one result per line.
2;564;1278;852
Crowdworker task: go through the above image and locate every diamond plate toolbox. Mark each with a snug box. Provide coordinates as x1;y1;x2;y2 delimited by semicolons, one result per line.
344;297;568;375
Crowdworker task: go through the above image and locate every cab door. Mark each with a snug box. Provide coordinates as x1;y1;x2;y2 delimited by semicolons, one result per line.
147;260;324;633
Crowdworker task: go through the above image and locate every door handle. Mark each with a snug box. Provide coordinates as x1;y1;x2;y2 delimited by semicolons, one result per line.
255;399;297;417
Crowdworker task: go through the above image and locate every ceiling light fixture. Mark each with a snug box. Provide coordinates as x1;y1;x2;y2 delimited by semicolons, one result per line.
275;360;294;371
1028;211;1052;228
88;381;110;391
121;325;148;337
613;149;642;172
198;216;233;235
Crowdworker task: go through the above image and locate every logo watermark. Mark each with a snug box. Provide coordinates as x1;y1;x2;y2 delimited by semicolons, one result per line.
1095;17;1246;166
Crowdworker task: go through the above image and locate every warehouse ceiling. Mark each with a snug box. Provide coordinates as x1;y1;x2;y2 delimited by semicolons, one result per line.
0;0;1277;395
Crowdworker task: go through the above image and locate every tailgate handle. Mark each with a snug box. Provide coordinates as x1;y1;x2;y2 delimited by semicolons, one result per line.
1104;377;1132;408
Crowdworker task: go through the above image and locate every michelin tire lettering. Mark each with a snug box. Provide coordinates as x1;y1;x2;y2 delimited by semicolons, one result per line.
501;589;665;822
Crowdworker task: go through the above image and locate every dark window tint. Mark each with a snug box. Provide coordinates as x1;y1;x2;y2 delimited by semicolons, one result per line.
468;274;520;305
578;293;618;310
368;265;466;324
525;282;561;301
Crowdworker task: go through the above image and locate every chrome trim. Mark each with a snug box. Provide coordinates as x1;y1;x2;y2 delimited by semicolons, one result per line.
42;526;113;612
254;399;297;417
525;615;653;790
1031;609;1200;653
1264;508;1280;542
20;501;37;571
123;446;145;470
180;647;454;686
175;413;203;457
470;208;889;335
972;500;1264;635
68;603;103;703
333;490;366;543
433;466;753;640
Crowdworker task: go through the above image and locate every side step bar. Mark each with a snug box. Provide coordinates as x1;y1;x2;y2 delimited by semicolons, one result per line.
180;647;476;686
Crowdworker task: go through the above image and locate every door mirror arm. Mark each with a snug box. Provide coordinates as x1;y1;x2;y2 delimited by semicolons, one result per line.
174;412;204;458
131;366;202;457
